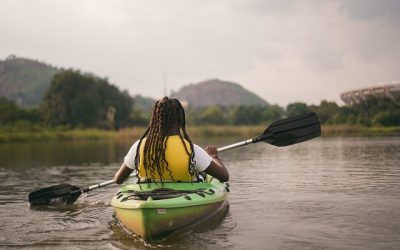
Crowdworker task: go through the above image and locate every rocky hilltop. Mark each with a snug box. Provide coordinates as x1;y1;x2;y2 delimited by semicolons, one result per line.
171;79;268;107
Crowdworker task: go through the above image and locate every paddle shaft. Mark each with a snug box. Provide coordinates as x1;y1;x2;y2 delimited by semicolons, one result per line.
217;135;269;152
80;179;116;193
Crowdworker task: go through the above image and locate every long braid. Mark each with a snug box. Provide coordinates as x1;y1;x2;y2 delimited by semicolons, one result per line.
161;101;176;181
172;99;197;177
143;100;166;181
134;127;149;181
138;97;195;183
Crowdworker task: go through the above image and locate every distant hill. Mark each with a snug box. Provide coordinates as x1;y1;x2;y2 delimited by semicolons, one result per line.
0;55;60;108
132;94;156;113
171;79;268;107
0;56;268;110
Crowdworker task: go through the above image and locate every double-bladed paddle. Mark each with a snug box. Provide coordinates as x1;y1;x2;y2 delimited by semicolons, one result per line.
28;112;321;206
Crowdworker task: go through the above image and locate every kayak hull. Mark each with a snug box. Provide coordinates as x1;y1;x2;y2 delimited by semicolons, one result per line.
111;178;229;241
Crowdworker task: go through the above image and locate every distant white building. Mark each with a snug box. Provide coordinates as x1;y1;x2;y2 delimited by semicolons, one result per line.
340;82;400;106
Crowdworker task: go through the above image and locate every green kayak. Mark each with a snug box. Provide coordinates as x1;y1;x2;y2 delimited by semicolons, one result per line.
110;177;229;241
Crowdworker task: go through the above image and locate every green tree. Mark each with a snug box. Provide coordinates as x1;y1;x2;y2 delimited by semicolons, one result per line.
334;106;358;124
264;104;284;122
0;97;42;126
286;102;310;117
40;70;134;129
229;105;264;125
314;100;340;124
0;97;23;125
349;96;400;127
199;106;226;125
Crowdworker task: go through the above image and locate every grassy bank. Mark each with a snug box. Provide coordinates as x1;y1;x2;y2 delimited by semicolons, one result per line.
0;125;266;143
322;125;400;136
1;125;400;143
0;128;117;142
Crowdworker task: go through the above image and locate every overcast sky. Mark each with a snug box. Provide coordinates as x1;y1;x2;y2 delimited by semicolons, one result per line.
1;0;399;106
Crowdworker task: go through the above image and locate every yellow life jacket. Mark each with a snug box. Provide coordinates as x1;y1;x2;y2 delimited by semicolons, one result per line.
137;135;193;181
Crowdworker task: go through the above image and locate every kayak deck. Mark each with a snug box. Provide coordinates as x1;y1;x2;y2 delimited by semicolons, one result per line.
111;178;229;240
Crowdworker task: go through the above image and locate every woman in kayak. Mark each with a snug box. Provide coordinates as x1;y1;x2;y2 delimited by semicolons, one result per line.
114;97;229;184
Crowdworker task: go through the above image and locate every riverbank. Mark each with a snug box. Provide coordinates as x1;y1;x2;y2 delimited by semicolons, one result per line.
321;125;400;136
0;125;264;143
0;125;399;142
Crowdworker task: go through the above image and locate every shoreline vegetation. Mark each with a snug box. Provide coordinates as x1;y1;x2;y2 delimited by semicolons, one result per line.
1;125;400;143
2;70;400;143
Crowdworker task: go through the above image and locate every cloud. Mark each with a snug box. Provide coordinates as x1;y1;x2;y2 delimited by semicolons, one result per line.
229;0;298;14
0;0;399;105
338;0;400;21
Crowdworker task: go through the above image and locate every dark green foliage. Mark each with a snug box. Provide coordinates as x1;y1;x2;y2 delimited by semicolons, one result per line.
200;106;226;125
130;110;149;126
185;106;227;125
0;97;42;126
230;106;265;125
350;96;400;126
310;100;340;124
337;96;400;126
288;97;400;127
40;70;134;129
183;95;399;126
0;98;23;125
264;105;285;123
286;102;310;117
129;95;155;125
132;95;156;115
184;104;284;125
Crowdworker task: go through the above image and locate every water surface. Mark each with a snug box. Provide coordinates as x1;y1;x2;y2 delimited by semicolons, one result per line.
0;137;399;249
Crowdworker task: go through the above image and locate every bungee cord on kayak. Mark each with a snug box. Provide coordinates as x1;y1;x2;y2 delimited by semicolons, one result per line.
117;187;217;202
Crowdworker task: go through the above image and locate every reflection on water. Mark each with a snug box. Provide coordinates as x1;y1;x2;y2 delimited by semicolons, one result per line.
0;137;400;249
0;140;130;168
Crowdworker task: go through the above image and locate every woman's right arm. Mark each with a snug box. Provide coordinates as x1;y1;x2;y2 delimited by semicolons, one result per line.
114;140;139;184
114;164;134;184
203;146;229;182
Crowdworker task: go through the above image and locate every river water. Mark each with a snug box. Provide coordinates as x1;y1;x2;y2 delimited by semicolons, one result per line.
0;136;399;250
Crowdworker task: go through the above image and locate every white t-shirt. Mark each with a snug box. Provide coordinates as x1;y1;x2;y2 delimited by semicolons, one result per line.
124;139;212;172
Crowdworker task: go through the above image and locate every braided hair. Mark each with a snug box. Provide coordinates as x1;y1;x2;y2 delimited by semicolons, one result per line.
134;97;196;182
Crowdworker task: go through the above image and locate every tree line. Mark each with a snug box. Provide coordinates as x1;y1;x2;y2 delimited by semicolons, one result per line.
1;70;140;130
1;70;400;129
183;97;400;127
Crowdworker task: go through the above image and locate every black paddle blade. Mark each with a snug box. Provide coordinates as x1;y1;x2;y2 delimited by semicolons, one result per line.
257;112;321;147
28;183;82;206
